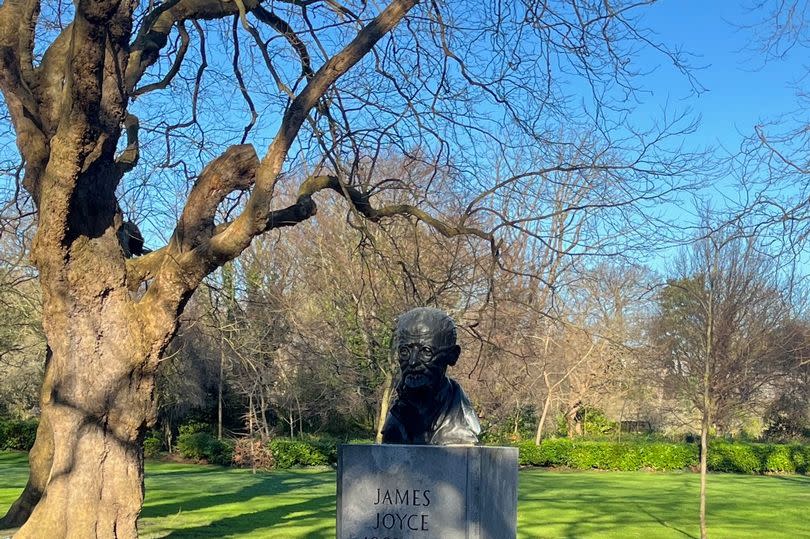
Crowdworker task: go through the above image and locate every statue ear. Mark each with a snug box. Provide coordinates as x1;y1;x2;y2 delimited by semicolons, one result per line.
445;345;461;366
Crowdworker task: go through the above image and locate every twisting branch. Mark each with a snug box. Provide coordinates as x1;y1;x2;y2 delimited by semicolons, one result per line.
126;170;497;290
267;175;496;248
115;114;140;173
132;21;190;97
129;145;261;317
125;0;262;93
172;144;260;253
231;16;258;143
16;0;39;90
0;0;46;147
35;24;72;136
252;6;314;79
209;0;420;262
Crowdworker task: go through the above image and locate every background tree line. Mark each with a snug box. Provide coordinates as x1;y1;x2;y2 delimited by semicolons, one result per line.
3;198;807;447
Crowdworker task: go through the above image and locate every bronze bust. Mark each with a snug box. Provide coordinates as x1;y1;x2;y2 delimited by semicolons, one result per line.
381;308;481;445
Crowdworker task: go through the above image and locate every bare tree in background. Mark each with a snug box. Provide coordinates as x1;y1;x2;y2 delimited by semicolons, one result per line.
651;225;794;539
0;0;703;535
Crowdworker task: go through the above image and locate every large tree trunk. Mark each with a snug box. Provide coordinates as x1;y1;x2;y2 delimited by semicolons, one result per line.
15;252;161;539
9;170;177;538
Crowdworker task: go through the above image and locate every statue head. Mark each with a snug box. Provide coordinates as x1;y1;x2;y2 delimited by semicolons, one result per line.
394;307;461;392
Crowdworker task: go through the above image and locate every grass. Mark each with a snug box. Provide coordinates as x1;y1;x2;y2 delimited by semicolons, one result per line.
2;451;809;538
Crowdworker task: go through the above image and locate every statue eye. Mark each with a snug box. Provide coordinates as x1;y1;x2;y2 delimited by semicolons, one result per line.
398;346;410;360
420;346;433;358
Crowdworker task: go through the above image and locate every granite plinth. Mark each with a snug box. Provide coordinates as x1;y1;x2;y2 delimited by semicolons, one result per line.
337;444;518;539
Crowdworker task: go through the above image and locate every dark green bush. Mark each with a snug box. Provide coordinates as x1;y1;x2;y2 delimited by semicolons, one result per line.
0;419;38;451
791;444;810;474
706;441;810;474
178;421;210;436
143;434;163;459
708;441;766;474
176;431;233;466
207;438;235;466
269;438;337;468
177;432;208;460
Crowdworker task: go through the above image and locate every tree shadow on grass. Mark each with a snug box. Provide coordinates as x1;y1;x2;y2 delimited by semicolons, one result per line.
158;494;334;538
634;504;697;539
145;465;234;477
141;471;332;519
767;474;810;485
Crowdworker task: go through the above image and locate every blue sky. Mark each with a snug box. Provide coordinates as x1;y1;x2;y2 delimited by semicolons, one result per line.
638;1;801;152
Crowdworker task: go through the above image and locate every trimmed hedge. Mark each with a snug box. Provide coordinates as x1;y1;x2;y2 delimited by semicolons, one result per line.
707;440;809;474
517;439;698;471
0;419;38;451
518;439;810;474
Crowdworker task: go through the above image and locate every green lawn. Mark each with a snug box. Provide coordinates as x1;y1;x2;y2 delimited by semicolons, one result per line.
1;451;808;538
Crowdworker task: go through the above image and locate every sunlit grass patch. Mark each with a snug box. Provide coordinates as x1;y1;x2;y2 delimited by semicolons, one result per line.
2;451;808;538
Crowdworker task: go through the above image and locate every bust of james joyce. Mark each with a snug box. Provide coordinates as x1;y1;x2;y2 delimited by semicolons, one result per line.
381;307;480;445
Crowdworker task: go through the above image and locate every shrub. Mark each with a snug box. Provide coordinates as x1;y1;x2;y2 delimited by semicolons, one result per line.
232;437;275;471
703;441;810;474
582;408;616;436
763;444;795;473
641;442;698;471
517;438;573;466
791;444;810;474
539;438;574;466
517;441;543;466
176;431;233;466
207;438;235;466
708;441;762;474
269;438;336;468
178;421;210;436
569;441;612;469
0;419;38;451
143;433;163;459
177;432;209;460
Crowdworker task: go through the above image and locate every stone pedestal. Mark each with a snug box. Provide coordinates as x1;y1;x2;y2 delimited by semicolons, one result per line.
337;444;518;539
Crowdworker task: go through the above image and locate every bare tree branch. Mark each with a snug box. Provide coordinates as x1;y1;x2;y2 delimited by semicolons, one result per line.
207;0;420;262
